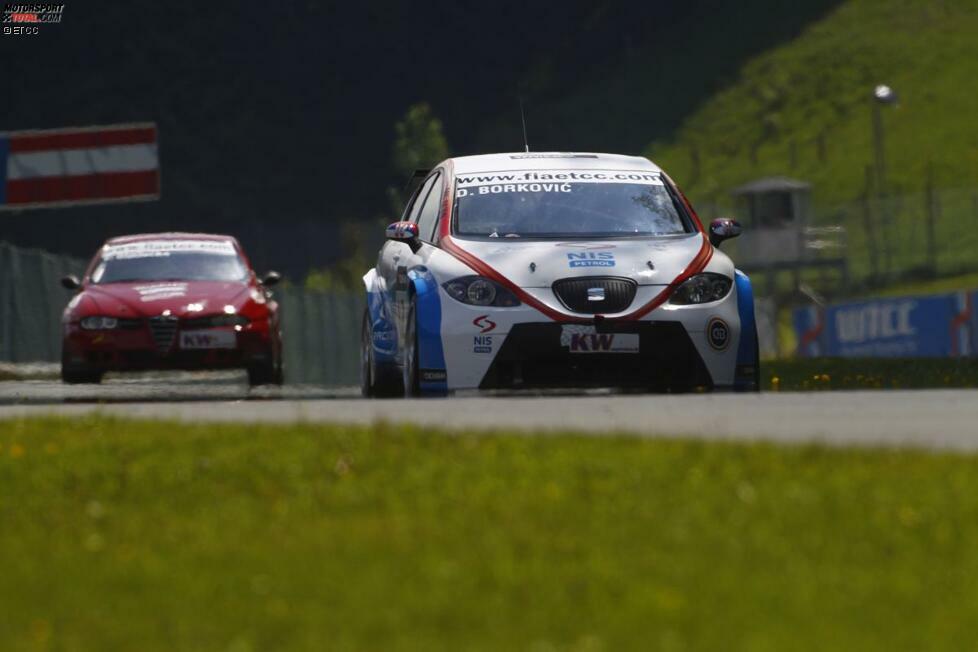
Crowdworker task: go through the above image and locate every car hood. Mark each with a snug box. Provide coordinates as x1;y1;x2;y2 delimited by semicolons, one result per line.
78;281;252;318
447;234;707;287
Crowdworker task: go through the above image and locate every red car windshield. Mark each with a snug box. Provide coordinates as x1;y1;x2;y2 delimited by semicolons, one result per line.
90;240;249;284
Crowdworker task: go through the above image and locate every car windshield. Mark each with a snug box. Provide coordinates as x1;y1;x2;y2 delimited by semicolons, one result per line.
90;240;249;284
453;170;691;238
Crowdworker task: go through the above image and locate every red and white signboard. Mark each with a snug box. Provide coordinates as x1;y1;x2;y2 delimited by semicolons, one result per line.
0;123;160;210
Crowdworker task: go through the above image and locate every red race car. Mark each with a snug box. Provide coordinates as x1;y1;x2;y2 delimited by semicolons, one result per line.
60;233;284;386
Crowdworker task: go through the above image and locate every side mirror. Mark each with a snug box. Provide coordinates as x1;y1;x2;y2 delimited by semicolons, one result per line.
386;221;421;253
61;275;81;290
709;218;742;248
262;271;282;287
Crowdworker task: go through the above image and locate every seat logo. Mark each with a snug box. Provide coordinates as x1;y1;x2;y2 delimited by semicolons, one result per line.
473;315;496;333
587;287;605;302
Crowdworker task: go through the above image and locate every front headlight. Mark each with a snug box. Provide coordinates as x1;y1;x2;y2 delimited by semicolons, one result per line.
442;276;521;307
80;316;119;330
669;273;732;305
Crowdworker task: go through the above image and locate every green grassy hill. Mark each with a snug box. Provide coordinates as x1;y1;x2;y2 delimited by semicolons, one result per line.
646;0;978;208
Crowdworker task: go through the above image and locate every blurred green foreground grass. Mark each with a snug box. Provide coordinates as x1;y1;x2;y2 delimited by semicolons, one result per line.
3;417;978;651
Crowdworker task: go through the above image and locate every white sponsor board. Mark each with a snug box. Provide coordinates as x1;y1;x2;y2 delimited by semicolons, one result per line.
133;283;188;302
179;330;237;350
102;240;236;260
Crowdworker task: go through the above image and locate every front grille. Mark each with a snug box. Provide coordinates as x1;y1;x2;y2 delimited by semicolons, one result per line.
552;277;637;314
479;322;712;391
149;315;179;352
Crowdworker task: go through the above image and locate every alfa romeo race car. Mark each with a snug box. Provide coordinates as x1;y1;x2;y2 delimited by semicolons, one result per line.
60;233;284;386
361;152;758;396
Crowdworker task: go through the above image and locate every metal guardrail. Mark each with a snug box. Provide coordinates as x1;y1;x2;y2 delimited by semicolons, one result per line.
0;242;86;363
278;287;363;386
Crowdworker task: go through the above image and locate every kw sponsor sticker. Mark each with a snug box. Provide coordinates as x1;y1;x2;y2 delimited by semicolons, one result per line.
180;330;237;350
560;325;639;353
567;251;615;268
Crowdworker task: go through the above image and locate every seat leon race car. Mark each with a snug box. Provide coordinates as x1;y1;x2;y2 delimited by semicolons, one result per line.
361;152;759;397
60;233;283;386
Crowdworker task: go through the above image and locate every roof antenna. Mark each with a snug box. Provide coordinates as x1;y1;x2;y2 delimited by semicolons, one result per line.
519;96;530;153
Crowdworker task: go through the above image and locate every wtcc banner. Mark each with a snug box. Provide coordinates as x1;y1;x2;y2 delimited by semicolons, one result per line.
794;291;977;358
0;123;160;210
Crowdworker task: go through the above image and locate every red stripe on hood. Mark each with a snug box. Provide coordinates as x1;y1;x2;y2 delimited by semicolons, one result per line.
621;235;712;320
441;234;573;321
436;161;714;322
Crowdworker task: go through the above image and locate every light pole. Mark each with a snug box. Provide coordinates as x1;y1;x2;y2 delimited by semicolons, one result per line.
871;84;898;275
871;84;898;197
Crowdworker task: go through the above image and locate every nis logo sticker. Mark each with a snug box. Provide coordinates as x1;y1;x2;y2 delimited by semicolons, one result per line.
472;315;496;353
473;335;493;354
567;252;615;268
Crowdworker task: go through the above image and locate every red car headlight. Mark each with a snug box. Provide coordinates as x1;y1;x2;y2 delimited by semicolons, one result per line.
79;316;119;330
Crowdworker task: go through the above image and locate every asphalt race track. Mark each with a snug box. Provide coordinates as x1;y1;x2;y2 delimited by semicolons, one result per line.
0;372;352;404
0;372;976;451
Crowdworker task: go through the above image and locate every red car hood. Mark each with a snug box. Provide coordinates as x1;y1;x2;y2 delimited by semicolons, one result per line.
80;281;253;318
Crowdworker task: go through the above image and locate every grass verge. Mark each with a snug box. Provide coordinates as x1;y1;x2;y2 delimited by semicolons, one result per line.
3;417;978;650
765;357;978;391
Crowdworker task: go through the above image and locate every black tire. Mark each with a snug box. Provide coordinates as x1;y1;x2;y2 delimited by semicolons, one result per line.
60;363;102;385
247;353;283;387
361;309;403;398
247;364;272;387
751;324;761;393
273;358;285;386
272;330;285;385
402;298;420;397
733;323;761;393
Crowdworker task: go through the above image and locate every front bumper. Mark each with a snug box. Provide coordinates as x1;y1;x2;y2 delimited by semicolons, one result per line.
479;321;712;390
61;323;274;372
435;284;745;391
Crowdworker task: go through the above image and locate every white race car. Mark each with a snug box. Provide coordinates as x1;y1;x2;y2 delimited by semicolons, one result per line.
361;152;758;396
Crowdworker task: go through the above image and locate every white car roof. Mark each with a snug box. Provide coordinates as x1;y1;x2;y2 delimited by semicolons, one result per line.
449;152;661;175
